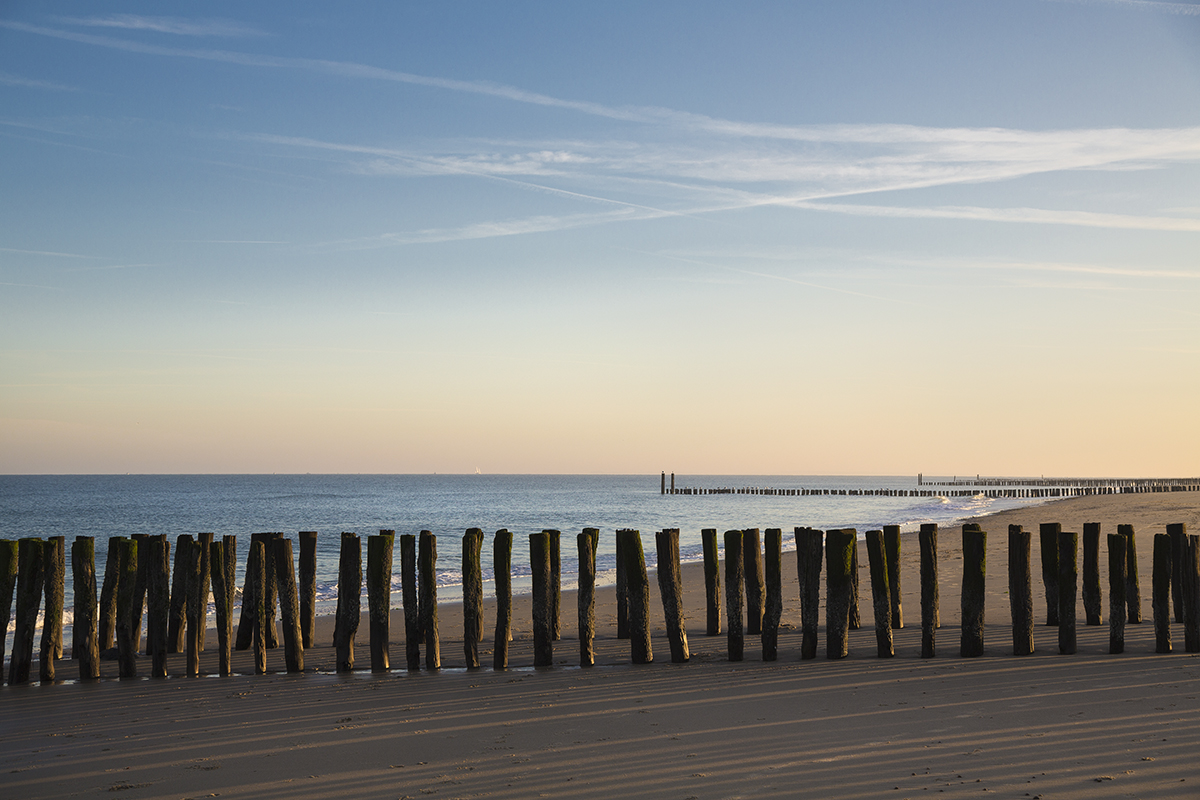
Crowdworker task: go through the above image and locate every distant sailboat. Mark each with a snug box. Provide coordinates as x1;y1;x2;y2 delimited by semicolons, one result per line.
475;467;482;474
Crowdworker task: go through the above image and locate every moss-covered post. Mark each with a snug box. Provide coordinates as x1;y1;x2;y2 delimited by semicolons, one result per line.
1008;525;1034;656
530;531;553;667
400;533;420;670
209;538;233;676
236;534;263;652
724;530;744;661
621;529;653;664
129;533;147;657
196;532;213;652
797;527;823;660
1082;522;1102;626
250;539;267;675
825;529;855;659
702;528;721;636
168;533;191;653
262;532;282;650
418;530;439;670
39;536;65;682
1118;524;1142;624
1057;531;1078;655
367;531;395;672
1168;523;1188;623
656;528;690;664
298;531;317;649
578;529;597;667
960;524;986;658
865;530;894;658
0;539;18;674
335;532;362;673
1153;533;1172;653
1182;535;1200;653
883;524;903;628
145;534;169;678
743;528;765;635
99;537;122;653
615;529;629;640
274;536;304;674
1108;533;1127;654
115;537;138;679
9;538;45;684
762;528;782;661
545;529;562;641
849;535;862;630
1039;523;1061;626
492;529;512;670
462;528;484;669
185;536;203;677
71;536;100;680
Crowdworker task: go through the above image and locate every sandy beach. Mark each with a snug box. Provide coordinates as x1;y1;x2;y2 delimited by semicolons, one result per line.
2;491;1199;799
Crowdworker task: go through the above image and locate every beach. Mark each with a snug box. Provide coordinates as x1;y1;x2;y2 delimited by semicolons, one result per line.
2;491;1199;799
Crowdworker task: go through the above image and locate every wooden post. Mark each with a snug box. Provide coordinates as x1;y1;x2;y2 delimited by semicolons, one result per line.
39;536;65;682
701;528;721;636
1039;523;1061;626
492;529;512;670
115;537;138;679
400;533;420;670
1182;535;1200;653
1008;525;1034;656
865;530;894;658
462;528;484;669
9;539;45;684
545;529;562;641
724;530;744;661
195;532;213;652
99;536;122;652
1153;533;1172;653
530;531;553;667
251;539;267;675
620;529;653;664
168;534;192;653
761;528;782;662
367;531;394;672
129;533;147;657
0;539;17;675
656;528;690;664
1058;531;1078;655
616;530;629;639
274;536;304;673
1168;523;1187;623
849;535;862;630
883;524;903;629
71;536;100;680
1082;522;1102;626
418;530;439;670
209;538;233;676
1118;524;1142;623
298;531;317;649
1108;533;1127;654
825;529;855;659
578;529;597;667
185;536;202;677
797;527;823;660
960;525;986;658
145;535;169;678
262;532;282;649
742;528;765;635
335;532;362;673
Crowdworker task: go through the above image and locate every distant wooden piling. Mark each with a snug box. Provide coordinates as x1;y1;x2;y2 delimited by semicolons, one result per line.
335;532;362;672
1082;522;1102;626
743;528;765;635
1039;523;1061;626
115;537;138;679
209;538;234;676
462;528;484;669
0;539;17;675
578;529;597;667
250;539;267;675
367;531;395;672
1108;533;1127;654
616;530;629;640
761;528;782;662
960;524;986;658
865;530;894;658
825;529;855;659
656;528;690;664
920;523;939;658
530;531;553;667
620;529;653;665
724;530;745;662
1008;525;1034;656
849;535;861;631
10;539;45;684
145;535;169;678
797;527;823;660
1182;535;1200;653
298;531;317;649
701;528;721;636
1168;523;1187;623
418;530;439;670
1153;533;1172;654
493;529;513;670
1118;524;1142;623
883;524;903;629
275;536;304;674
185;536;202;677
99;537;122;652
546;529;562;641
400;533;420;671
71;536;100;680
168;534;191;653
196;532;213;652
1058;531;1078;655
39;536;65;682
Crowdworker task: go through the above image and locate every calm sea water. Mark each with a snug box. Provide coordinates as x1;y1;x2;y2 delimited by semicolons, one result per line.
1;474;1050;647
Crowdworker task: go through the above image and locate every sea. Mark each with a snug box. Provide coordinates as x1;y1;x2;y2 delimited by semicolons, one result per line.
0;473;1052;651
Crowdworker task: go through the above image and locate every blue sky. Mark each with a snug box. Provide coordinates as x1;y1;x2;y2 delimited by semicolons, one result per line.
2;1;1198;475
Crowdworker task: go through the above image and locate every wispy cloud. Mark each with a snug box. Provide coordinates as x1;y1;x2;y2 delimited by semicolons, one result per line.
324;209;655;248
55;15;267;37
1047;0;1200;15
0;72;78;91
0;246;105;259
785;201;1200;232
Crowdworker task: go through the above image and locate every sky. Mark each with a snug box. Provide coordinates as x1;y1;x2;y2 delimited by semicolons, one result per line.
1;1;1199;477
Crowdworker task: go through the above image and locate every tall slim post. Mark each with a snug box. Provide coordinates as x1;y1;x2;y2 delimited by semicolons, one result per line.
145;535;169;678
71;536;100;680
849;535;862;630
701;528;721;636
492;529;512;670
236;534;262;651
1118;524;1142;624
724;530;744;661
1182;535;1200;653
1058;531;1078;655
129;533;147;657
743;528;765;635
1082;522;1102;626
1153;533;1172;653
1108;533;1127;654
826;529;855;659
335;532;362;673
39;536;65;682
883;524;903;628
168;534;192;653
298;531;318;649
114;538;138;679
418;531;439;670
620;529;653;664
1039;523;1061;626
578;529;597;667
865;530;894;658
196;532;213;652
185;537;202;677
797;527;823;660
530;532;553;667
210;538;234;676
10;539;46;684
462;528;484;669
1008;525;1034;656
275;536;305;674
250;540;267;675
0;539;19;674
1168;523;1188;623
400;533;420;671
656;529;689;664
546;529;562;641
367;531;395;672
615;530;629;639
960;525;986;658
919;523;939;658
99;537;122;653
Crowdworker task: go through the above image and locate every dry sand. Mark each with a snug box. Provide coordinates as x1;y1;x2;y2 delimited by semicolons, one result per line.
2;491;1199;799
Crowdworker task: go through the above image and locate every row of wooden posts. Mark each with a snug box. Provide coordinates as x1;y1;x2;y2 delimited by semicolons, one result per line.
1;521;1197;683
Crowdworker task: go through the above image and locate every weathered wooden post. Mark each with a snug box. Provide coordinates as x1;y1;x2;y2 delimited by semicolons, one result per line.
145;535;169;678
530;531;553;667
1108;533;1127;654
724;530;745;661
1039;523;1061;626
616;530;629;639
237;534;264;652
701;528;721;636
0;539;17;674
960;524;986;658
797;527;823;660
250;539;267;675
1182;535;1200;653
185;536;202;677
39;536;65;682
99;537;122;652
743;528;765;635
1058;530;1078;655
168;533;192;653
9;539;46;684
335;532;362;673
129;533;147;656
1008;525;1034;656
826;529;855;659
493;529;512;670
194;532;213;652
865;530;894;658
620;529;653;664
762;528;782;661
1082;522;1102;626
462;528;484;669
115;537;138;679
209;538;233;676
71;536;100;680
221;535;236;618
367;531;395;672
1153;533;1172;653
883;524;903;629
656;528;690;664
545;529;562;641
418;530;439;670
275;536;305;674
1118;524;1142;623
578;529;597;667
849;535;862;630
298;531;317;649
400;533;420;670
1168;523;1187;623
262;532;282;649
